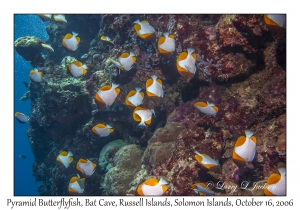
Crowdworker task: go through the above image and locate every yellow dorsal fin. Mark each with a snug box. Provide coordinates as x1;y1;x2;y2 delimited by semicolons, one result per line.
267;173;281;185
136;185;144;196
134;24;141;32
76;163;84;173
250;136;257;144
94;92;104;104
92;127;98;134
232;150;245;162
30;70;35;74
115;88;120;96
145;118;152;125
69;157;73;163
131;56;137;63
125;90;137;106
158;37;166;46
139;92;144;100
82;69;87;75
192;53;197;61
38;72;42;76
97;124;106;128
133;107;145;122
68;187;77;194
141;20;149;23
156;78;163;86
73;61;82;67
60;151;68;156
235;136;246;147
109;128;114;133
194;154;203;163
119;52;130;59
264;15;279;27
69;177;78;183
143;178;158;186
195;102;207;108
212;106;218;112
76;37;80;43
79;158;87;163
169;34;175;39
64;34;72;39
162;185;168;194
100;85;112;91
146;78;153;89
177;52;188;61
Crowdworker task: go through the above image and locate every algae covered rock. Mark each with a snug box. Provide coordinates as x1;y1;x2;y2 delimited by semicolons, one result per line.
98;139;128;172
102;144;144;195
14;36;44;66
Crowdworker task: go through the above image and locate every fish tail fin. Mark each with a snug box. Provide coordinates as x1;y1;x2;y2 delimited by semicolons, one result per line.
151;75;158;81
106;124;113;129
68;151;73;157
130;51;136;57
138;121;146;127
82;64;88;69
72;32;78;37
158;177;169;186
163;32;169;37
135;87;141;92
150;109;155;117
111;83;119;89
134;19;140;24
194;150;201;156
245;129;255;138
187;48;195;54
278;168;286;176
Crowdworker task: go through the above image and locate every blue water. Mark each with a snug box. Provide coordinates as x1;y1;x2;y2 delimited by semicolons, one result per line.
14;14;49;196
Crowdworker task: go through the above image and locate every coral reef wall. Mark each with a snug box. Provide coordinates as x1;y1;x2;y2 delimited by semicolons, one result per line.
15;14;285;195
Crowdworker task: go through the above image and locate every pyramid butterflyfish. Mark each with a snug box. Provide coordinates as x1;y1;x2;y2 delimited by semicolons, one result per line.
194;151;221;173
29;68;42;82
41;43;54;52
264;168;286;196
100;35;114;45
176;48;197;82
232;130;257;166
14;112;30;124
158;32;175;55
68;61;88;77
56;151;73;168
76;159;97;177
134;20;155;41
133;107;155;127
94;83;120;108
68;174;85;195
92;124;114;137
194;101;219;116
62;32;80;51
117;51;136;71
146;75;163;104
264;14;286;28
136;177;168;196
38;14;52;22
192;182;216;195
53;14;67;23
125;87;144;107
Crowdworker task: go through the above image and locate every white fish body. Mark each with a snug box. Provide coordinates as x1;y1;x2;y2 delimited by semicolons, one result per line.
147;75;163;97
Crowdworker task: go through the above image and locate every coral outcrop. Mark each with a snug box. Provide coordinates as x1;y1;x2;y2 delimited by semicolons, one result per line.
14;36;45;66
102;144;144;195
